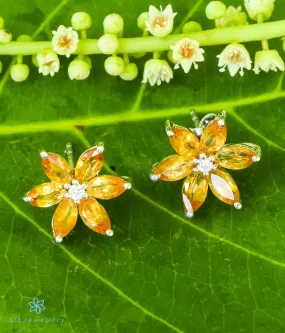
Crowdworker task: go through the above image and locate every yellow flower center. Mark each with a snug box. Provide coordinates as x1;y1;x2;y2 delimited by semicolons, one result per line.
153;16;167;28
180;45;194;58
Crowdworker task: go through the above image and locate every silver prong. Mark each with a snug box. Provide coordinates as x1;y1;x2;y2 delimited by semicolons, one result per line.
199;153;206;159
40;151;48;159
96;142;104;154
106;229;114;237
55;235;63;243
234;202;242;210
72;179;79;185
185;211;194;218
203;171;209;177
209;156;215;162
166;130;174;137
64;184;70;189
150;173;160;181
124;182;132;190
252;156;260;162
193;159;199;165
192;167;199;173
218;119;225;127
23;196;33;203
192;127;203;137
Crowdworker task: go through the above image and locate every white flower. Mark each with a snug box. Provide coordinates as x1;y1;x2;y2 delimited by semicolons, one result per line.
52;25;79;58
253;50;285;74
37;48;60;76
170;38;205;73
142;59;173;86
244;0;275;21
217;43;252;77
145;5;177;38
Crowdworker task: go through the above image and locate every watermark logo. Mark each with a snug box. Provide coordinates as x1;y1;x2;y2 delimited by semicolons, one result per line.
28;298;46;315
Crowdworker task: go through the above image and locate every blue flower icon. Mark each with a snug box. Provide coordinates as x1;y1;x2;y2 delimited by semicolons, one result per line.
28;298;46;314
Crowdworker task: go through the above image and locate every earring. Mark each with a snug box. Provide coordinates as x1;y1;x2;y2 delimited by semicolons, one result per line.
150;110;261;217
23;142;132;242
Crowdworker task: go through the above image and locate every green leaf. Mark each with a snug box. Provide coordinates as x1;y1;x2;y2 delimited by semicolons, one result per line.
1;0;285;332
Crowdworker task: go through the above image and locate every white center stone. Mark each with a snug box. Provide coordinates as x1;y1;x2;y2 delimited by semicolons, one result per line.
193;154;216;176
65;180;88;204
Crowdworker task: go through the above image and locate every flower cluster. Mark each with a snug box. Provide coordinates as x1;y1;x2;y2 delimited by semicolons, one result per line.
0;0;283;85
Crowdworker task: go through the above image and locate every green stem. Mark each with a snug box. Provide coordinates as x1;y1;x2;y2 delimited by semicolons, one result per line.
0;20;284;56
257;14;269;50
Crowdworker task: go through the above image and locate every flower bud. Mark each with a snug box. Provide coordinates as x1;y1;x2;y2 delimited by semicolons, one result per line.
216;6;247;28
98;34;119;54
167;50;175;64
104;56;124;76
0;29;12;43
244;0;275;21
120;63;138;81
17;34;32;42
71;12;92;30
0;60;3;74
68;59;90;80
0;17;4;30
182;21;203;33
283;37;285;52
206;1;227;19
131;52;146;58
253;49;284;74
103;14;124;34
37;48;60;76
75;55;92;69
10;64;29;82
32;54;39;67
137;12;149;30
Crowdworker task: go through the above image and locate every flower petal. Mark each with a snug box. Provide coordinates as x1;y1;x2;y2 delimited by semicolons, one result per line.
216;143;261;170
200;111;227;154
52;199;78;238
25;182;66;207
87;175;128;200
182;174;208;216
151;155;193;181
41;152;73;184
79;197;111;235
208;169;240;205
166;120;199;157
75;144;104;182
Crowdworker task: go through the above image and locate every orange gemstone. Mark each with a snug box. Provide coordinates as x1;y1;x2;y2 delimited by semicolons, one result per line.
78;197;111;235
167;122;199;157
216;143;261;170
42;153;73;184
26;182;66;207
152;155;193;181
208;169;240;205
182;174;208;215
75;146;104;182
200;116;227;154
87;175;127;200
52;199;78;238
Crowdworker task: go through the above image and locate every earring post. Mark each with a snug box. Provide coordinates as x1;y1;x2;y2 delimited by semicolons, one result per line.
66;142;75;170
189;109;200;128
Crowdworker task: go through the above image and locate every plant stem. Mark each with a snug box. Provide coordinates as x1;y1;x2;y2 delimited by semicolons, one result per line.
0;20;284;56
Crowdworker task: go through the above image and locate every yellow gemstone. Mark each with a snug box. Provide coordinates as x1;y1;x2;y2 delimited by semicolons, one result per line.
26;182;66;207
75;146;104;182
152;155;193;181
52;199;78;238
42;153;73;184
200;117;227;154
168;123;199;157
216;143;261;170
182;174;208;215
87;175;127;199
78;197;111;235
208;169;240;205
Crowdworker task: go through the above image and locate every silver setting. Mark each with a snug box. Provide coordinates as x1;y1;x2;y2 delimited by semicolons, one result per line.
55;235;63;243
203;171;209;177
40;151;48;159
166;130;174;137
124;182;132;190
193;159;199;165
65;180;88;204
192;127;203;137
23;196;33;203
234;202;242;210
199;153;206;159
194;154;216;175
192;167;199;173
96;142;104;154
106;229;114;237
218;119;225;127
150;173;160;181
64;183;71;189
185;211;194;218
252;156;260;162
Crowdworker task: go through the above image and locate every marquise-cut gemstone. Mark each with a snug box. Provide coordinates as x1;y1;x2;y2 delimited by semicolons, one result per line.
42;153;73;183
169;125;199;157
52;199;78;238
75;146;104;182
26;182;66;207
200;118;227;154
152;155;193;181
182;174;208;215
216;143;261;170
87;175;126;200
208;168;240;205
78;197;111;234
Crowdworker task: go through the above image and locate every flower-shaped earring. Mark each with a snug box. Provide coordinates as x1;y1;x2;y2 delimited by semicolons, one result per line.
150;110;261;217
24;143;131;242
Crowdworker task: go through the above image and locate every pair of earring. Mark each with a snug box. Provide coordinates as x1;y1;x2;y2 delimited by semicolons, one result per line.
24;110;261;243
